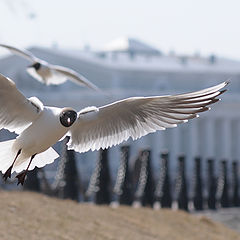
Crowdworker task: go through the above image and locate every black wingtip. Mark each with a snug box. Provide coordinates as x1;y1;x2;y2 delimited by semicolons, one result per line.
224;79;231;86
219;89;227;95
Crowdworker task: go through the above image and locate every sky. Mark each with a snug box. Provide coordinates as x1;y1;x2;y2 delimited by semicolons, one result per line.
0;0;240;59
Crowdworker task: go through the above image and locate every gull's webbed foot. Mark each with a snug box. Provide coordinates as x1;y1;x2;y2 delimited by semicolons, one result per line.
16;171;27;186
3;166;13;181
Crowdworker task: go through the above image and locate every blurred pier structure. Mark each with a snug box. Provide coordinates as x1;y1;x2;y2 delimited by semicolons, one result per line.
154;151;172;208
24;168;41;192
192;157;203;210
85;149;112;204
217;160;230;208
52;137;80;201
232;161;240;206
207;159;217;209
132;149;155;207
2;144;238;213
175;155;189;211
113;146;133;205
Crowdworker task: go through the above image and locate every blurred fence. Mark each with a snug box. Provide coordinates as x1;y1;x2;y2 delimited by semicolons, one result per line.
2;140;240;212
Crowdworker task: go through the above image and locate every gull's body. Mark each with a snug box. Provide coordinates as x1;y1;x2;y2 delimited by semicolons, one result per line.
0;73;228;185
13;107;67;163
0;43;100;91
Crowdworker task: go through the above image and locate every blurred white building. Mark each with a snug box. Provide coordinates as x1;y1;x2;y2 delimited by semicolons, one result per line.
0;37;239;179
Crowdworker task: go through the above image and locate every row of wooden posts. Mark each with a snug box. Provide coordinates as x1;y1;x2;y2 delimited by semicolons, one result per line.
10;139;240;211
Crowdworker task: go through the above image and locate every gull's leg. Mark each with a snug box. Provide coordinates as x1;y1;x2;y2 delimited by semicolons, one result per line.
3;149;22;181
16;154;36;186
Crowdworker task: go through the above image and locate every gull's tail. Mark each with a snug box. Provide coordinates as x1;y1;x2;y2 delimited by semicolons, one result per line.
0;139;59;174
13;147;59;173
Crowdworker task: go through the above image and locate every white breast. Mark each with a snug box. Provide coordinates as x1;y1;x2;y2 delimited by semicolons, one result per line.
27;65;52;84
14;107;68;157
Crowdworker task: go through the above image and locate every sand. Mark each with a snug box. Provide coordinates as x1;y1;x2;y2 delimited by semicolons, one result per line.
0;191;239;240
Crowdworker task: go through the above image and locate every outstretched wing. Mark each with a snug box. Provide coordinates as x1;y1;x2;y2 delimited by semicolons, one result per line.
0;74;43;134
50;65;100;91
68;81;228;153
0;43;40;63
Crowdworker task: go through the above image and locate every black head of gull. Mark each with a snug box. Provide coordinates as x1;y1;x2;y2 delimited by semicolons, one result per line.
29;62;41;70
59;108;77;127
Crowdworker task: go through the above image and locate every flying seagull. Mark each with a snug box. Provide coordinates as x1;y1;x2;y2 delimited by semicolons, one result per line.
0;73;228;185
0;43;100;91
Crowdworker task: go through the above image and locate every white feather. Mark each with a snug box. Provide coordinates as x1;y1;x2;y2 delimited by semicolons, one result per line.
0;139;59;174
0;139;15;173
68;81;228;153
0;74;42;134
13;147;59;173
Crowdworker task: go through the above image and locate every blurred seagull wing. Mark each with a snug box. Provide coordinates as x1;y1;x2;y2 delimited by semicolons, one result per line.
0;74;43;134
67;81;228;153
50;65;100;91
0;44;40;63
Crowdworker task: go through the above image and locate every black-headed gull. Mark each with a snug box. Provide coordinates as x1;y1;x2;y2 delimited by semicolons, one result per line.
0;43;100;91
0;73;228;185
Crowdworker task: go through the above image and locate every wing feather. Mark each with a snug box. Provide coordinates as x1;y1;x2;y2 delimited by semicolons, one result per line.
0;44;39;62
51;65;100;91
0;74;43;134
68;81;228;153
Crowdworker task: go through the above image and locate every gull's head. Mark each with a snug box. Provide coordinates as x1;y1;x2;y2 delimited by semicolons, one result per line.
28;62;41;71
59;108;77;127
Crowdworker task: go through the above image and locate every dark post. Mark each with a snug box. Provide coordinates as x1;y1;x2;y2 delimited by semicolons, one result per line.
23;168;41;192
86;149;112;204
232;161;240;207
113;146;133;205
0;173;3;188
154;151;172;208
207;159;217;209
175;155;188;211
216;160;229;208
53;137;80;201
38;168;54;196
134;149;155;207
192;157;203;210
